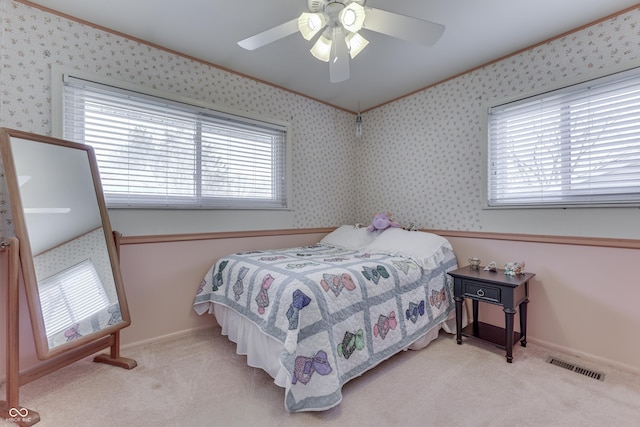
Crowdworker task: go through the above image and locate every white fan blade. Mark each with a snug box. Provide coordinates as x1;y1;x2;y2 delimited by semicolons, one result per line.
329;29;350;83
363;8;445;46
238;18;299;50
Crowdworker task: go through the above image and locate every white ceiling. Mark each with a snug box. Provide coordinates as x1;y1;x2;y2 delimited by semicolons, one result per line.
25;0;639;112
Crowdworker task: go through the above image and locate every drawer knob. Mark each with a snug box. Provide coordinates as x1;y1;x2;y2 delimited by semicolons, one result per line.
476;289;485;297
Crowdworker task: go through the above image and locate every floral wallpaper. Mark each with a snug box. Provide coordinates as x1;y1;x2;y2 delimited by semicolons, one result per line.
0;0;358;235
357;7;640;235
0;160;14;240
1;0;639;236
33;228;117;302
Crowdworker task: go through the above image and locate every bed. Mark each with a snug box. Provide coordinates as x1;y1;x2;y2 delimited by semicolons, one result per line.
193;225;463;412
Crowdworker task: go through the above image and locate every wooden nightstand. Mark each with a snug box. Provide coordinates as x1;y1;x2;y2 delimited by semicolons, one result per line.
448;266;535;363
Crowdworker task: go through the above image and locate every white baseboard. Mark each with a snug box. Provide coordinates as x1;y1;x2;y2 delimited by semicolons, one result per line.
528;336;640;376
121;324;218;351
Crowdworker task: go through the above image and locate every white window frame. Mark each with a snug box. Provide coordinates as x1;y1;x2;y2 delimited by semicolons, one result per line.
484;64;640;209
53;70;291;210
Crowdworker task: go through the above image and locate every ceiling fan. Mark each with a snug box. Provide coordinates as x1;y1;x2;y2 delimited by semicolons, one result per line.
238;0;445;83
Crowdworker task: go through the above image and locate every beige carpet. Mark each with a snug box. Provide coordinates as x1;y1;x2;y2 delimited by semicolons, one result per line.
2;327;640;427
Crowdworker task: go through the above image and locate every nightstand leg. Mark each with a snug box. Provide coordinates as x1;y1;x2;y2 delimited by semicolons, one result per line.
472;299;479;336
455;296;464;344
504;308;516;363
519;298;529;347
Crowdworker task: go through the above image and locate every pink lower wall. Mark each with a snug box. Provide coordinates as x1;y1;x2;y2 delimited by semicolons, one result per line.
117;232;327;347
2;231;639;383
447;236;640;373
0;232;326;380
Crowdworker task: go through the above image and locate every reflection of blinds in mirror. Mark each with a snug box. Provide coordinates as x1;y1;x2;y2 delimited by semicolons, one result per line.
39;258;110;338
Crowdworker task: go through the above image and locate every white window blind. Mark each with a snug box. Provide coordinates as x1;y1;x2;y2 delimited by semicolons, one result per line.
39;259;110;338
487;68;640;207
62;75;288;209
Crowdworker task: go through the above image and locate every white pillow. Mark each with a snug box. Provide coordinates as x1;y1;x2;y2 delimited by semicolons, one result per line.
320;225;380;249
362;227;452;269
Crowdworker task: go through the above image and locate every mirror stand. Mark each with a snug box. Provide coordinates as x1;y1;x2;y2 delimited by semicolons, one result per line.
1;237;40;426
92;330;137;369
1;234;135;426
92;232;137;370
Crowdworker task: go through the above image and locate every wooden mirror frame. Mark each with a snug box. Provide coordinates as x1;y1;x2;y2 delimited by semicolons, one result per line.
0;128;132;360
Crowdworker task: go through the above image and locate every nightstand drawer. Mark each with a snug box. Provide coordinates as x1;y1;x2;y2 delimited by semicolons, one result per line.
463;280;501;303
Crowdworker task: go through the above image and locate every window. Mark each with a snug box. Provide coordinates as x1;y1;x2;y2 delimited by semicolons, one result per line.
61;75;288;209
487;67;640;208
39;259;110;339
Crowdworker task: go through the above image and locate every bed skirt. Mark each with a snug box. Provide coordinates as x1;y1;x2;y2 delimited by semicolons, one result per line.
211;302;465;388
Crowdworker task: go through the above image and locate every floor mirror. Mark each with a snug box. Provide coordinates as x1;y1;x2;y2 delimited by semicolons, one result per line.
0;128;136;426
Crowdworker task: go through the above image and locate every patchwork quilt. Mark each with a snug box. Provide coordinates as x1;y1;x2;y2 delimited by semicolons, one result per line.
193;243;457;412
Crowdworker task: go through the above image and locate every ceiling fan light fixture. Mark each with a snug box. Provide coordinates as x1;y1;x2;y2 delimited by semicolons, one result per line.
310;32;332;62
339;3;366;33
238;0;445;84
298;12;326;40
345;31;368;58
